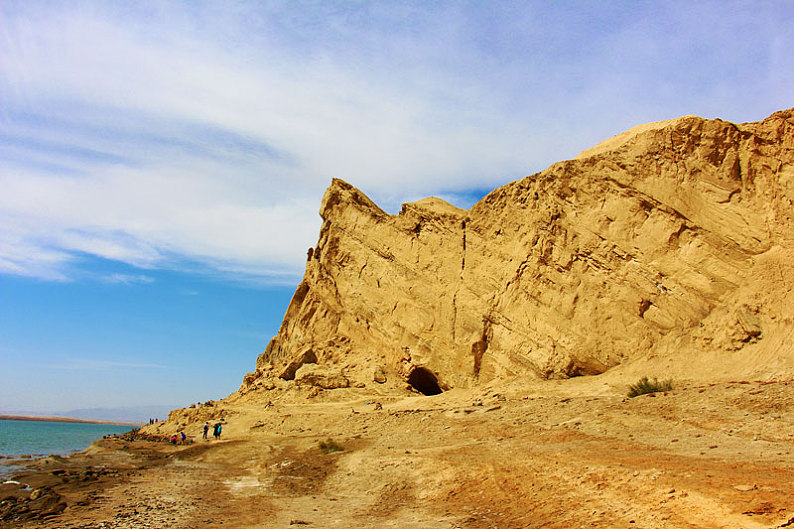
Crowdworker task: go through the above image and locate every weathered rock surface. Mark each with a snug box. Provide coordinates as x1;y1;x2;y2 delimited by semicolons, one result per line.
294;364;350;389
241;108;794;394
279;348;317;380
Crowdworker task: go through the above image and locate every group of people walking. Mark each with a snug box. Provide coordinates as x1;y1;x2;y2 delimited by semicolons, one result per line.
202;421;222;440
158;422;223;445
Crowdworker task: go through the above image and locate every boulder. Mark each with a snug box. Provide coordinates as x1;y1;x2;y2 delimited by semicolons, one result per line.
279;348;317;380
294;364;350;389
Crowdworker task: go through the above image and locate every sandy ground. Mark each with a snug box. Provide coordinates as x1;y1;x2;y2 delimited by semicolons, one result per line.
2;377;793;528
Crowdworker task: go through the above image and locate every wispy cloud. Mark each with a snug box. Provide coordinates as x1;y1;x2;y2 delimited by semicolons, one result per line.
101;273;155;285
45;359;168;371
1;1;791;283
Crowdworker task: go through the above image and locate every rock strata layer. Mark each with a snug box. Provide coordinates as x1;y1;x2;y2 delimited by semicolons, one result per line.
241;108;794;394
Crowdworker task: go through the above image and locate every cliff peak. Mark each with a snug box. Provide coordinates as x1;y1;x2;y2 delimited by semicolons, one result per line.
574;115;700;160
320;178;387;222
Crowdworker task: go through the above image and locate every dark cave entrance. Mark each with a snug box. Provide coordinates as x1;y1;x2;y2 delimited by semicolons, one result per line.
407;367;443;396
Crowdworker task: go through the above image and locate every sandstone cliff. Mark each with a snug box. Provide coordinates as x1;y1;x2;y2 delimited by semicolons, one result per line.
241;108;794;395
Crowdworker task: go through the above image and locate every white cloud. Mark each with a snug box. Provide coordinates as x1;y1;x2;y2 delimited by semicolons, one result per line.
0;229;73;281
101;273;155;285
45;359;168;370
1;1;792;282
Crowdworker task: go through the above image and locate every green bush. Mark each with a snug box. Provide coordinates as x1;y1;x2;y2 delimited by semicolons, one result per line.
627;376;673;397
318;438;343;454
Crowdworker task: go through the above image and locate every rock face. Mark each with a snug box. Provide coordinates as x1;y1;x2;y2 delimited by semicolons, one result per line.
242;109;794;394
294;364;350;389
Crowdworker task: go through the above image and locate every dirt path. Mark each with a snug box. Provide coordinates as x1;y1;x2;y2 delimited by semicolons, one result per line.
3;379;793;528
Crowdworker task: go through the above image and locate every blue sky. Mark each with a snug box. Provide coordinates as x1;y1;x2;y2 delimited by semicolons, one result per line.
1;1;792;416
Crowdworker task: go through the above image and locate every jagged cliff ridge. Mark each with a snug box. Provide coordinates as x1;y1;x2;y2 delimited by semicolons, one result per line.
242;109;794;395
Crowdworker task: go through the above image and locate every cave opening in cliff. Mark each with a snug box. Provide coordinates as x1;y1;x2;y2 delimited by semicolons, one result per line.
407;367;443;396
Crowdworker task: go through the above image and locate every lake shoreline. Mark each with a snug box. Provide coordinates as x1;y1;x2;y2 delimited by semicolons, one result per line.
0;419;138;469
0;434;190;525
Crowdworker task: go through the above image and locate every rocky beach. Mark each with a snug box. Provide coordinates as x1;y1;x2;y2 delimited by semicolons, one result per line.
2;376;793;528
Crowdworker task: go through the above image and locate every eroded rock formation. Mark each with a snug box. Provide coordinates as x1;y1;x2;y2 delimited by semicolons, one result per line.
241;108;794;394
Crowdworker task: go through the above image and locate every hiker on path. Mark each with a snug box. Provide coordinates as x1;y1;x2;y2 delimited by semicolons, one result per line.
203;422;209;439
213;423;222;440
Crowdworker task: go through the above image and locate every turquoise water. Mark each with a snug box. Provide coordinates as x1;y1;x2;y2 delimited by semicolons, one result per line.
0;419;134;460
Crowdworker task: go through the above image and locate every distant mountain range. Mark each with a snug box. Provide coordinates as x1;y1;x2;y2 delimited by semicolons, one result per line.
1;405;177;425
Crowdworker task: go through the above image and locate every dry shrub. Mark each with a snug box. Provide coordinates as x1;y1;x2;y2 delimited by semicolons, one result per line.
628;376;673;397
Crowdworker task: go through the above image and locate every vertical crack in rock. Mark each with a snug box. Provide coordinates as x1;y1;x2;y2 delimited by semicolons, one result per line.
461;219;467;274
451;290;458;343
